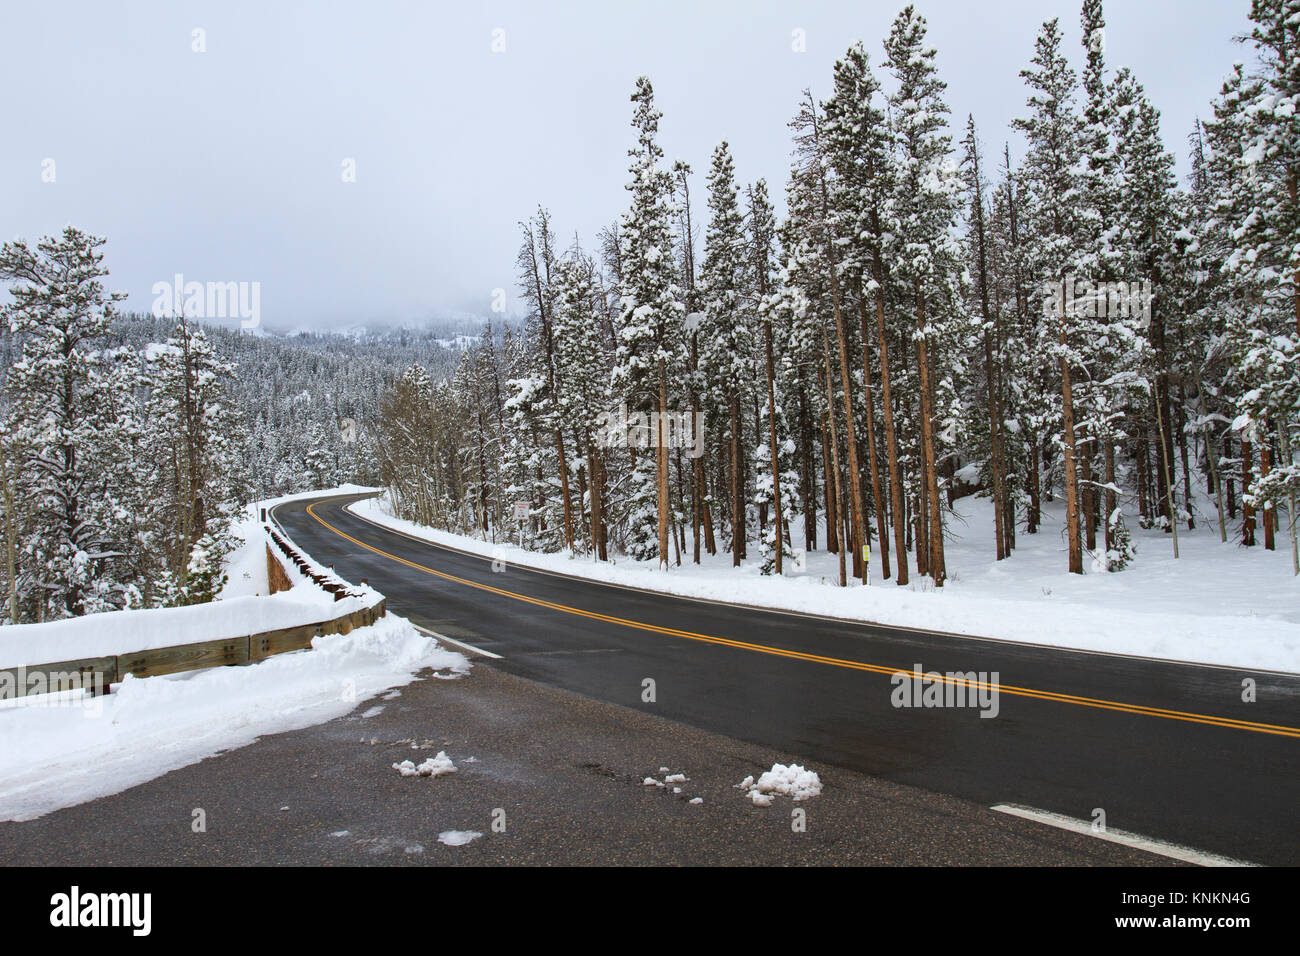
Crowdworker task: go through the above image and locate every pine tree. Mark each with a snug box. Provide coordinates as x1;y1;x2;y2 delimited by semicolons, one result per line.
1015;18;1087;573
143;320;250;604
699;141;754;565
0;228;128;618
612;77;686;566
884;4;963;586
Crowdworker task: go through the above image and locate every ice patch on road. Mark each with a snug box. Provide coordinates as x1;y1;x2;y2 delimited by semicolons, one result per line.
438;830;482;846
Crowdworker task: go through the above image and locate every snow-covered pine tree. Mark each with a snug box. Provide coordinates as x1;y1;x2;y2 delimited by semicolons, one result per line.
745;179;798;574
0;228;129;619
699;141;754;565
1014;18;1088;573
1225;0;1300;566
551;245;615;558
961;115;1015;562
1110;67;1181;555
883;4;965;586
143;319;250;604
822;40;901;583
611;77;686;566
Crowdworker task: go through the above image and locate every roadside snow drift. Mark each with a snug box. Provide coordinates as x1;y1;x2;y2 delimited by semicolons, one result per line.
0;615;468;821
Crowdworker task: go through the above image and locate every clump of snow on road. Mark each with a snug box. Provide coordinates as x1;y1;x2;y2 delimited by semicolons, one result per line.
689;797;704;805
737;764;823;806
0;615;469;822
393;751;457;778
438;830;482;846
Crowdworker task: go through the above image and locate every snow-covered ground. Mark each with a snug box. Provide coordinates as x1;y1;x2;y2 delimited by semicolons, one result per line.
222;483;380;600
0;484;468;822
0;485;382;668
0;614;469;821
350;492;1300;674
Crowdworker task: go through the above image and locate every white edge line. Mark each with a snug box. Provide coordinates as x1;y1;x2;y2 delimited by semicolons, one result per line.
990;804;1259;867
332;496;1300;680
411;624;503;660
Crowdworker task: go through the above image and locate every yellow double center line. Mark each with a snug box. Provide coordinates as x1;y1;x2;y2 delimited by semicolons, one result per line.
304;500;1300;740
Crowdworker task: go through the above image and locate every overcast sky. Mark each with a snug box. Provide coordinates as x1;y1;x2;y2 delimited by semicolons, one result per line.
1;1;1253;330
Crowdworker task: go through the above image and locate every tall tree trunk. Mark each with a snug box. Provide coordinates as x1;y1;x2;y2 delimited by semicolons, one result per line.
1027;438;1041;534
1262;436;1275;551
873;263;909;585
828;264;865;583
1242;437;1256;546
855;297;889;580
729;394;745;565
915;282;945;585
821;329;847;586
657;361;670;569
1197;382;1228;542
1177;386;1194;531
1059;290;1083;575
821;418;839;555
763;319;784;574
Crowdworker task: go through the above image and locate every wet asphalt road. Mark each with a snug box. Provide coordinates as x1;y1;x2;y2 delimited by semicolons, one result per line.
261;493;1300;866
0;655;1178;866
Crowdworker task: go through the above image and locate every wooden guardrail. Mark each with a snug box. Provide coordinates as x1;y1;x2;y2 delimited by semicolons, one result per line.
1;519;385;700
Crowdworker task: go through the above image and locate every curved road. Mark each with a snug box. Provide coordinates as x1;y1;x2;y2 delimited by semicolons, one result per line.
275;493;1300;866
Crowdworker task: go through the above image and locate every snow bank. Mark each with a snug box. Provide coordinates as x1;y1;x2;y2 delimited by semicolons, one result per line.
349;493;1300;674
0;591;372;667
0;485;385;669
0;615;468;821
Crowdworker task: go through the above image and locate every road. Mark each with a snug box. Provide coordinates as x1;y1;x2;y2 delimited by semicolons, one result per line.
274;493;1300;866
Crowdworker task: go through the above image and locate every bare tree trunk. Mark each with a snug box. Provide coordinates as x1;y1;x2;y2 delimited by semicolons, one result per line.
828;263;865;583
821;418;839;555
1059;291;1084;574
1027;439;1041;534
1241;437;1255;546
873;266;909;585
856;297;889;580
1262;435;1276;551
821;328;847;586
1;457;18;623
657;360;670;569
1154;385;1180;559
1194;383;1227;542
763;319;785;574
729;394;744;565
915;282;945;585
